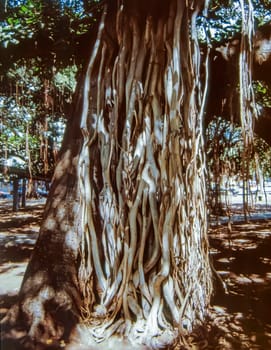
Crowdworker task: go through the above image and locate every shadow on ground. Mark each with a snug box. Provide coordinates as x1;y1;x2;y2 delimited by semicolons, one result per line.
0;202;43;265
209;219;271;349
1;201;271;349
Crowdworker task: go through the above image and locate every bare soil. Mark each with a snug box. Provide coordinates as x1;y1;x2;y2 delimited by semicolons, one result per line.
0;199;271;349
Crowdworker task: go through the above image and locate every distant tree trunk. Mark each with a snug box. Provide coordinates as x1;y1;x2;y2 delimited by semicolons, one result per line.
21;178;26;208
12;178;19;212
2;1;213;348
239;0;256;221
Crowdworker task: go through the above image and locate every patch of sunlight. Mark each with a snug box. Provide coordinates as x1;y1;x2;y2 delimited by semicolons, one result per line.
260;257;271;265
217;257;231;263
234;238;258;247
217;257;236;264
211;233;229;239
1;233;38;246
210;248;220;254
67;327;150;350
234;238;252;243
221;241;233;249
265;324;271;339
231;272;269;285
226;239;259;250
228;321;243;332
234;312;245;321
234;274;253;285
256;230;271;238
249;274;265;284
217;270;230;276
212;305;227;314
0;262;26;295
246;224;260;229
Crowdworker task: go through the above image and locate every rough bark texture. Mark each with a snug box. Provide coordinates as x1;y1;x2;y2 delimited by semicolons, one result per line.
75;0;212;348
1;103;84;349
2;1;214;349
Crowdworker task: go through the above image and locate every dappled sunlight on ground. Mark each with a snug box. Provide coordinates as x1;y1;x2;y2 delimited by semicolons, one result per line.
209;218;271;349
0;263;25;295
0;199;44;319
0;199;271;349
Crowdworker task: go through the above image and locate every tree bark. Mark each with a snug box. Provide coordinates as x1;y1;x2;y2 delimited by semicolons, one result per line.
2;1;213;348
2;107;84;349
12;178;19;212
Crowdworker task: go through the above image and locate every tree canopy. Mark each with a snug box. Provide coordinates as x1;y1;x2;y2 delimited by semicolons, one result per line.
1;0;271;199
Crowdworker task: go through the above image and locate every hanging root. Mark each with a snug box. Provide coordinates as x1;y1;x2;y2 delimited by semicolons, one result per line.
76;0;212;348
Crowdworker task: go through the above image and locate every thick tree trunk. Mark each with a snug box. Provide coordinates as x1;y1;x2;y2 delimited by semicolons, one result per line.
2;1;213;349
2;115;84;349
75;1;212;347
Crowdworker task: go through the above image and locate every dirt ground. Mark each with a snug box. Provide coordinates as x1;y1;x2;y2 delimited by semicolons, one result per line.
0;199;271;349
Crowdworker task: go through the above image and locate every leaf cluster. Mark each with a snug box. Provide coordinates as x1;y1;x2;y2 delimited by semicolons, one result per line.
0;59;76;178
0;0;102;73
253;81;271;109
206;0;271;43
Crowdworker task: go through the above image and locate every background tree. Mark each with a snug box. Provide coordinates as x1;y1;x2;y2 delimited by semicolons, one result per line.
206;116;271;215
206;117;242;214
0;0;98;187
0;59;76;200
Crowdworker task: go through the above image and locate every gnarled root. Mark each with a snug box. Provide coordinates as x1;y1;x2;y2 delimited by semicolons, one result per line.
1;287;79;350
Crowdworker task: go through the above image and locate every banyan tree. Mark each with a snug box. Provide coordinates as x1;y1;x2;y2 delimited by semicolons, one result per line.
2;0;262;348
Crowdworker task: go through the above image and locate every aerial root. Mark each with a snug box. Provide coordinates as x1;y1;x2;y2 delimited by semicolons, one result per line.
76;0;212;347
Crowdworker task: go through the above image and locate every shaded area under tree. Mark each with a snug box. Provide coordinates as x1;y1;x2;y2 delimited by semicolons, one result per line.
1;202;271;349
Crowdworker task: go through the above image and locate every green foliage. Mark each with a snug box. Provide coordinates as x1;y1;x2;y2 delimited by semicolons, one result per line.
0;0;42;47
253;81;271;108
53;64;78;95
206;117;243;178
207;0;271;43
254;137;271;178
206;116;271;182
0;0;270;182
0;58;77;179
0;0;98;53
0;0;85;179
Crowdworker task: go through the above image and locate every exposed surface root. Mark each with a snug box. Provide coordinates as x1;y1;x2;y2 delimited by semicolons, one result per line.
1;288;79;350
